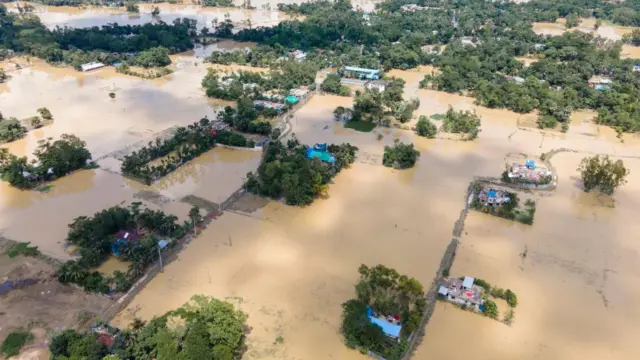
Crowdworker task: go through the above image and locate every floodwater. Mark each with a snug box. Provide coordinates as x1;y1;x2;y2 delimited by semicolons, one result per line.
8;2;292;30
532;18;638;43
0;51;262;259
111;87;640;360
2;4;640;359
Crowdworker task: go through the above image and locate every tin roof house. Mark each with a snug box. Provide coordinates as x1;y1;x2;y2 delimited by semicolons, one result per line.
438;276;485;311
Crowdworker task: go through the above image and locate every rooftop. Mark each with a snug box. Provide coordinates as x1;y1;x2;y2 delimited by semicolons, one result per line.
441;277;484;306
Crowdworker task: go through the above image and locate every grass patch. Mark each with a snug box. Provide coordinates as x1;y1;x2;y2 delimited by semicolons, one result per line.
430;113;445;120
1;331;33;358
4;242;40;258
344;120;376;132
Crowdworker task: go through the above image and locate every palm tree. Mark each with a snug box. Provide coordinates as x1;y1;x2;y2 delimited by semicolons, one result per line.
57;261;86;284
188;206;201;233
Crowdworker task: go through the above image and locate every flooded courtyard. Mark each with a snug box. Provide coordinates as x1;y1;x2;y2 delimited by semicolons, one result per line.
1;3;640;360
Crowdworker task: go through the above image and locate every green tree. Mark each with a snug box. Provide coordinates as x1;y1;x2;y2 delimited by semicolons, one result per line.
566;14;580;29
321;74;350;96
188;205;202;232
68;334;107;359
126;2;140;13
415;116;437;138
155;328;179;360
383;140;420;169
1;331;33;358
578;155;629;195
180;322;212;359
30;116;41;128
37;107;53;120
483;299;499;319
442;107;481;140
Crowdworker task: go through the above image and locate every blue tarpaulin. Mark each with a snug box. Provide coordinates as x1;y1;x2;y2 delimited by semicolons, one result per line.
487;190;497;198
525;160;535;169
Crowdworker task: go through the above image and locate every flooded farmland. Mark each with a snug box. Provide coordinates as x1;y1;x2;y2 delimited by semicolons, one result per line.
2;3;640;360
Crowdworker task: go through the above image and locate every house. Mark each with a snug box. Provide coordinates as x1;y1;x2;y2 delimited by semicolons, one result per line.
341;66;382;80
80;62;105;72
533;43;546;51
285;95;299;104
588;76;612;88
478;187;511;206
460;37;477;47
366;306;402;341
633;65;640;72
438;276;485;311
505;75;525;84
365;80;389;92
401;4;425;11
306;143;336;163
290;88;309;98
421;45;440;55
291;50;307;62
253;100;286;111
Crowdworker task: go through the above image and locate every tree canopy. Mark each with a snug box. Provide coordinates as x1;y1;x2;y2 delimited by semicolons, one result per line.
578;155;629;195
382;140;420;169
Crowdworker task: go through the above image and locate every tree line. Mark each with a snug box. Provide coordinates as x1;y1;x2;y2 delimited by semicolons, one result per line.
49;295;246;360
120;119;254;185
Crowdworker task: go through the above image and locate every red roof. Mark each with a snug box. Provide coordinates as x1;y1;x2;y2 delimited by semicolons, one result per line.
97;333;114;347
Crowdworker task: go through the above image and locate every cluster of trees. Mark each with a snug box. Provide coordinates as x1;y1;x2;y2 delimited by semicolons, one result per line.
415;115;437;138
341;264;425;360
348;78;419;126
57;202;189;294
121;119;254;184
441;107;481;140
50;295;247;360
217;99;273;135
244;137;358;205
578;155;629;195
0;6;195;69
0;116;26;142
0;134;92;189
202;0;235;6
127;46;171;68
320;73;350;96
382;140;420;169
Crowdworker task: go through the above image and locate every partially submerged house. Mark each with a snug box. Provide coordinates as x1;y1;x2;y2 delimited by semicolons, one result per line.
438;276;485;311
111;230;142;256
306;143;336;163
508;160;552;184
81;62;105;72
365;80;389;92
366;306;402;341
478;187;511;206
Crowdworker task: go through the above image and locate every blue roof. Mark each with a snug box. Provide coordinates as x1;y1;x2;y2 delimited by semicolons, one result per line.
487;190;497;198
525;160;535;168
368;315;402;338
344;66;380;74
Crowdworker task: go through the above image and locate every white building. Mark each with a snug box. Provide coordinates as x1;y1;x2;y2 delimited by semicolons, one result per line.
291;50;307;62
439;276;485;311
365;80;389;93
80;62;105;72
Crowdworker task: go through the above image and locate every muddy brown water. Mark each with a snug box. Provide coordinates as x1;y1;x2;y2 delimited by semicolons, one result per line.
2;5;640;359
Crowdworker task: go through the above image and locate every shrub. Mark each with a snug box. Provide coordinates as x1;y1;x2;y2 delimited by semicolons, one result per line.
483;299;499;319
1;331;33;357
415;115;437;138
4;242;40;258
505;289;518;308
382;140;420;169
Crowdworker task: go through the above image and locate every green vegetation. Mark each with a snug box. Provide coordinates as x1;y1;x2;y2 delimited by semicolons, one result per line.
202;0;235;6
244;137;358;205
120;119;254;184
341;264;426;360
4;242;40;258
116;63;173;79
350;79;419;126
0;6;195;70
36;107;53;121
0;117;26;142
126;2;139;13
217;98;274;135
1;331;33;358
441;107;481;140
578;155;629;195
57;202;190;294
470;185;536;225
415;115;437;138
0;134;92;189
344;120;376;132
383;140;420;169
50;295;247;360
320;73;351;96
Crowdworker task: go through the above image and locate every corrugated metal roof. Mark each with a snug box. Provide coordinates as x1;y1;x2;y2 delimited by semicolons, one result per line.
462;276;475;289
